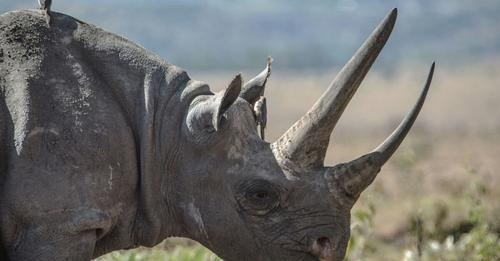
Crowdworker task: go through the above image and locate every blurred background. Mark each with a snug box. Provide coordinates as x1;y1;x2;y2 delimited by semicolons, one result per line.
1;0;499;260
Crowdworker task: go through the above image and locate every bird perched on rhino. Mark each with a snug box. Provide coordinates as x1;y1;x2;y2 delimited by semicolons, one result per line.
38;0;52;26
254;96;267;140
241;57;272;140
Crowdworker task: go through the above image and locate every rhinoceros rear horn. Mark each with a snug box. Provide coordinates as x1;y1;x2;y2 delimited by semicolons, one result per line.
240;57;272;105
213;74;242;130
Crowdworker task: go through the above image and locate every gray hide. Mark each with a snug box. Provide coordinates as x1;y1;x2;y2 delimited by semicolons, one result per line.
0;8;434;261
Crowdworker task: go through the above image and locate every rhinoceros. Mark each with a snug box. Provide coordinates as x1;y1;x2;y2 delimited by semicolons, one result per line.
0;5;434;261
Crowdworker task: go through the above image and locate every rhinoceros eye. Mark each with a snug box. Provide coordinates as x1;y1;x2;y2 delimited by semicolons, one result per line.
236;179;280;216
251;191;270;201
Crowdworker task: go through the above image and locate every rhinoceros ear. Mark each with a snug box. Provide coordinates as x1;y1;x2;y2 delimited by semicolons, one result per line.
240;57;272;106
213;74;242;130
185;74;242;140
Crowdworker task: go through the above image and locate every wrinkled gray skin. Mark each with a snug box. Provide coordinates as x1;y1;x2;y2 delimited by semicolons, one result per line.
0;8;434;261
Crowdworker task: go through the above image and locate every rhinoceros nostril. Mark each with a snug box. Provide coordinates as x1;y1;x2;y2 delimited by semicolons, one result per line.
310;237;334;261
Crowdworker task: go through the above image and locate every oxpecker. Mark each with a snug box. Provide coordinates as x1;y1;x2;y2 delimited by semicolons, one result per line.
254;96;267;140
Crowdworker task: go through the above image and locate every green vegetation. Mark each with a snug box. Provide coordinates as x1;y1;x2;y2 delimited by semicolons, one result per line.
346;166;500;261
96;244;221;261
401;168;500;261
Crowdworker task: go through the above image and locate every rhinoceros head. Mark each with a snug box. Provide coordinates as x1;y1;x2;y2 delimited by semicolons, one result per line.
177;9;434;261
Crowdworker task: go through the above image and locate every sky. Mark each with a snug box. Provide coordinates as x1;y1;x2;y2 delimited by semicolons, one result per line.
1;0;499;71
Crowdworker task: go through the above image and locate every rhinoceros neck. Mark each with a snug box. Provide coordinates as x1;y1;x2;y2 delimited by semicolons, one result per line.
69;15;214;245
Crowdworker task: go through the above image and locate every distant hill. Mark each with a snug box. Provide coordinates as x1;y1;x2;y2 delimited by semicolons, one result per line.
1;0;499;71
